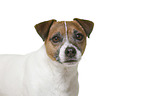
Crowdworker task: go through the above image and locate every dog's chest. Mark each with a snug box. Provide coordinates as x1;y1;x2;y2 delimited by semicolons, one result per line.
44;70;78;96
48;73;78;96
25;60;79;96
30;72;79;96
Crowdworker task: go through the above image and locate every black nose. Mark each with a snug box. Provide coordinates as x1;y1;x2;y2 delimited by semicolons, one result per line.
65;47;76;58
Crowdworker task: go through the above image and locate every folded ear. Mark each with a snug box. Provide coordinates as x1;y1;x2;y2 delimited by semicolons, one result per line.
74;18;94;38
35;19;56;41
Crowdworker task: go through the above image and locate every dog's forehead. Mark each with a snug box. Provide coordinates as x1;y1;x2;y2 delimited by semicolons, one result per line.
67;21;86;36
66;21;84;32
48;21;65;37
48;21;85;37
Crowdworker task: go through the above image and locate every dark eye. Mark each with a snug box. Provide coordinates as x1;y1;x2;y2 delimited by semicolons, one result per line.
52;36;61;43
76;33;84;41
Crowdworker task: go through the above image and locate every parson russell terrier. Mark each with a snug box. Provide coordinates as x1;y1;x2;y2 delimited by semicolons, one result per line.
0;18;94;96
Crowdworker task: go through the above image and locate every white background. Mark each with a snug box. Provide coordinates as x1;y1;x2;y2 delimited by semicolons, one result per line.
0;0;145;96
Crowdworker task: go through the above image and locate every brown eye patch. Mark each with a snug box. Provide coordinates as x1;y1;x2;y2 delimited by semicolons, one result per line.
50;32;63;43
74;29;84;41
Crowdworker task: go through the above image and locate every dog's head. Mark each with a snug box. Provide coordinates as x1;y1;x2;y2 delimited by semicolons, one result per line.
35;18;94;66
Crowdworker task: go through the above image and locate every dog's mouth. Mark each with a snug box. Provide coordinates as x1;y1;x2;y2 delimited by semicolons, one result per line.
64;60;78;63
63;58;79;66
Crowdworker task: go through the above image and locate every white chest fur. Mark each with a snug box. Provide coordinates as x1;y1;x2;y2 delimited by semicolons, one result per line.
0;45;79;96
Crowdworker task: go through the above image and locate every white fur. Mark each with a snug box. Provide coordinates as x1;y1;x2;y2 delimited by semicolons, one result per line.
0;45;79;96
64;21;68;39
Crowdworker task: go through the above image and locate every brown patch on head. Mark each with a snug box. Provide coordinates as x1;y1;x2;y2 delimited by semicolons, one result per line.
44;20;87;62
45;21;66;61
67;20;87;55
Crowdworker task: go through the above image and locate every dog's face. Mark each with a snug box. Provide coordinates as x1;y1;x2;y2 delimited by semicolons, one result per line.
35;18;94;66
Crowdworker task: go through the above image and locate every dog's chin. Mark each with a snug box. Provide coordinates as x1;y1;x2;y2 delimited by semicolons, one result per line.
62;60;79;66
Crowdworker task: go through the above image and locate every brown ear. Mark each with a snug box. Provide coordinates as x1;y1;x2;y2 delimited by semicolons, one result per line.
35;19;56;41
74;18;94;38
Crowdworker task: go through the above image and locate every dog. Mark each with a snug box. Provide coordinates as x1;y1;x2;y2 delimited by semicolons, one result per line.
0;18;94;96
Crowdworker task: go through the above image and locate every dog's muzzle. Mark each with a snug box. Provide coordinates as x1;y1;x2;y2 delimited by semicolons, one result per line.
64;47;78;63
58;42;82;65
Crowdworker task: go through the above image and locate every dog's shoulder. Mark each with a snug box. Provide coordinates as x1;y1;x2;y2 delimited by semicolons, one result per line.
0;54;25;64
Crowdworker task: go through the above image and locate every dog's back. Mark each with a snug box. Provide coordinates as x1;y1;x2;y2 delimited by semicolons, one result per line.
0;55;26;96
